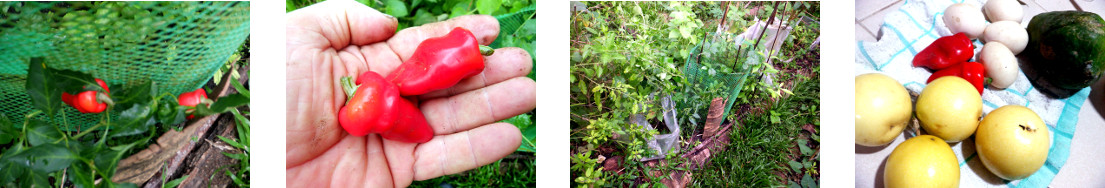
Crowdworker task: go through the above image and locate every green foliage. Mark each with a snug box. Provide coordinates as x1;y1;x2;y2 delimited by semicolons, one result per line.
287;0;533;30
693;69;819;187
787;138;819;188
218;75;250;187
572;1;820;186
161;172;187;188
570;150;605;187
570;2;756;186
0;57;249;187
501;113;535;152
219;108;250;188
493;11;537;80
1;2;249;129
410;157;536;187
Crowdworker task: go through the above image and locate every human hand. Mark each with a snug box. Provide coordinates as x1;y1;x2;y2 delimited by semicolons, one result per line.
285;0;536;187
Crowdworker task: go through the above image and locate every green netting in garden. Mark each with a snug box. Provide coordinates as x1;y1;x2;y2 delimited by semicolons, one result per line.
489;5;534;48
681;34;754;120
490;5;536;79
0;2;249;127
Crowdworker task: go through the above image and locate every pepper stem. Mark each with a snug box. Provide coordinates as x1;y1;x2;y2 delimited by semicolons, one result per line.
200;98;214;107
479;45;495;56
341;76;358;104
96;92;114;106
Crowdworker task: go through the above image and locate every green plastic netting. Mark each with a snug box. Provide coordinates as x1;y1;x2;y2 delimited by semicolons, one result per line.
489;5;535;48
489;5;536;79
0;2;249;127
681;33;754;120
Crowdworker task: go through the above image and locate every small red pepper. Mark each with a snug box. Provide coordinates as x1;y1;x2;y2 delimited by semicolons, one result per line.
178;88;208;119
386;27;495;96
339;71;433;143
927;62;987;94
913;33;975;70
62;78;110;113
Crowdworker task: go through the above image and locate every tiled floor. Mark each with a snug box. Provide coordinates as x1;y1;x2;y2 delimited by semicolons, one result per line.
855;0;1105;186
855;0;902;42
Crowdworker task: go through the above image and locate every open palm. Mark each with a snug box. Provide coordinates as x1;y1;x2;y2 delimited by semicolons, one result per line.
285;0;536;187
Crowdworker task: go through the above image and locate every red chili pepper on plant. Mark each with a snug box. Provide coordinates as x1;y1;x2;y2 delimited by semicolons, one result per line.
386;27;495;96
178;88;208;119
339;71;433;143
913;33;975;70
927;61;987;94
62;78;111;113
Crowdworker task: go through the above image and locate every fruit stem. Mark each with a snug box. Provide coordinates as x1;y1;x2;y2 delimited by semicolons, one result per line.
479;45;495;56
96;92;114;106
341;76;358;104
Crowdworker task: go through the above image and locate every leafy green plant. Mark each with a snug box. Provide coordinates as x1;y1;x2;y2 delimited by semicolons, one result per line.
218;85;250;187
411;155;536;187
212;46;250;188
787;139;819;188
571;2;820;187
353;0;533;30
161;164;188;188
501;113;534;152
570;2;751;186
570;150;605;187
0;58;248;187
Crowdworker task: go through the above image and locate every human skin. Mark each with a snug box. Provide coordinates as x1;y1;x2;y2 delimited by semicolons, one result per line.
285;0;537;187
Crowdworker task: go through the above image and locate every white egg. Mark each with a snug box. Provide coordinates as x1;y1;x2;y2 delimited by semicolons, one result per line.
983;21;1028;54
983;0;1024;23
944;3;987;39
979;42;1019;89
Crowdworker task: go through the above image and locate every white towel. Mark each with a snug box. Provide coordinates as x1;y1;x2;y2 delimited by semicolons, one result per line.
854;0;1090;187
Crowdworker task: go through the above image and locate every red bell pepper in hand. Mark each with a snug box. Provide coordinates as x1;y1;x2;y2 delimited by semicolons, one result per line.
178;88;208;119
913;33;975;70
927;62;987;94
62;78;110;113
339;71;433;143
386;27;495;96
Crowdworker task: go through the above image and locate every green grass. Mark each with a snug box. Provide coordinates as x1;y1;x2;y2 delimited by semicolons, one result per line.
286;0;323;12
692;70;819;187
410;156;536;187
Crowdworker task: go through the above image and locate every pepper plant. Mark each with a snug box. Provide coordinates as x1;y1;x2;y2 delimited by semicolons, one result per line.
571;2;823;187
0;58;248;187
570;1;746;187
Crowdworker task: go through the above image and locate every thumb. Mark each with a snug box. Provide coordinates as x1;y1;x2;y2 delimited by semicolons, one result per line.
287;0;398;50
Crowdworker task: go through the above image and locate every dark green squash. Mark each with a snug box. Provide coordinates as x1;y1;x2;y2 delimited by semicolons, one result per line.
1023;11;1105;98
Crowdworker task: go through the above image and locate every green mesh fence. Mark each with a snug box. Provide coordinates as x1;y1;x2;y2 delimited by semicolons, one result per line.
681;34;753;121
489;5;535;48
489;5;536;79
0;2;249;127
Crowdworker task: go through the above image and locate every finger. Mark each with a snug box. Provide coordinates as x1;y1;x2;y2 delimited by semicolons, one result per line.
387;15;500;61
287;0;397;50
418;47;534;100
285;53;346;167
336;42;405;80
357;43;405;76
411;123;522;180
420;77;537;135
286;135;394;187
